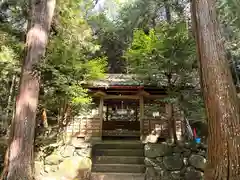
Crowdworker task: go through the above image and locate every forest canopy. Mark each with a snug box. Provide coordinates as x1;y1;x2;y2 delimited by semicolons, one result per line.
0;0;240;179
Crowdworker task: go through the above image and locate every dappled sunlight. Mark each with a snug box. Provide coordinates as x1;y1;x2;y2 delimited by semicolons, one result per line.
27;24;48;48
15;80;39;119
1;0;240;178
90;174;106;180
141;118;169;144
8;138;21;161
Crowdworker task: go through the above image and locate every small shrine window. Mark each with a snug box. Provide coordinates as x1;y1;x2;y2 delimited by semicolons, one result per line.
103;99;139;121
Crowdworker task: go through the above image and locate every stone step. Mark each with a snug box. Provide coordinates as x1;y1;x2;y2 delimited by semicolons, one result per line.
93;149;144;157
90;172;145;180
92;164;145;173
93;156;144;164
93;143;144;150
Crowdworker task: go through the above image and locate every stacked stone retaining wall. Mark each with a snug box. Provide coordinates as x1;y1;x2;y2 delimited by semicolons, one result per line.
35;138;92;180
144;142;207;180
35;139;207;180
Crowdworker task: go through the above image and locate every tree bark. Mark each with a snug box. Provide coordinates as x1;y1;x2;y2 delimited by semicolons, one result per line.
164;0;171;22
166;103;177;143
165;73;177;143
5;0;56;179
171;104;178;143
191;0;240;179
169;103;178;144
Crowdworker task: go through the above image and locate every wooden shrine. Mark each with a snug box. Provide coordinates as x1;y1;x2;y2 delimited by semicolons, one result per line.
66;74;184;141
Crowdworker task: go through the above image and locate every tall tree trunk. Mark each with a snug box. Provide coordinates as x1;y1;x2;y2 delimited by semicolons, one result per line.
192;0;240;179
166;102;177;143
4;74;16;129
5;0;56;179
57;98;67;142
171;104;178;143
166;74;178;143
164;0;171;22
168;103;178;144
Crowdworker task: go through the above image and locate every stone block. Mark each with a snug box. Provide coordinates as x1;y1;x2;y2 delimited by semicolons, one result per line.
35;161;44;176
173;146;184;153
184;167;204;180
170;171;181;180
145;167;159;180
75;148;92;158
145;157;162;167
145;143;172;158
44;165;58;173
71;137;86;148
163;153;183;171
189;154;206;171
183;149;191;157
60;145;75;158
45;154;63;165
58;156;92;179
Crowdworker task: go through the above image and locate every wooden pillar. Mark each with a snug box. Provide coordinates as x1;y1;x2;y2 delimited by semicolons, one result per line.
87;91;106;141
135;104;138;121
106;104;109;121
165;103;174;142
99;96;104;139
139;96;144;136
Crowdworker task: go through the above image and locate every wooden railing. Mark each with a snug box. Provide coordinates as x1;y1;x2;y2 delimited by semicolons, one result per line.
66;116;182;139
143;117;169;138
143;116;183;139
66;117;101;138
102;121;140;137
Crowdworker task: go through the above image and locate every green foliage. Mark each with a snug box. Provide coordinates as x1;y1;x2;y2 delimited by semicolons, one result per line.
219;0;240;53
0;0;211;124
218;0;240;84
180;91;205;123
219;0;240;29
90;0;167;73
0;30;22;110
0;0;108;121
0;30;22;76
40;0;107;115
125;21;196;87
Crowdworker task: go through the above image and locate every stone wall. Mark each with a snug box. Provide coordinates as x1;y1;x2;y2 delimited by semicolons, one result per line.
144;142;207;180
35;138;92;180
34;138;207;180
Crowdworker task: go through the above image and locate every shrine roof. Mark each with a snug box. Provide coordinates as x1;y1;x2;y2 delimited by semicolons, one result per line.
87;73;199;89
88;74;147;88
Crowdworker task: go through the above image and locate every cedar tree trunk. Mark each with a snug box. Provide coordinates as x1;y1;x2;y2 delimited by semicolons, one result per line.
191;0;240;179
5;0;56;179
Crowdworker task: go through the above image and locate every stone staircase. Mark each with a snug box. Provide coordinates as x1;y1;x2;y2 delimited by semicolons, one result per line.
90;141;146;180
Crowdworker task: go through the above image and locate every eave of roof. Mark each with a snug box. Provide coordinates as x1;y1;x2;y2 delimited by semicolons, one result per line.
86;73;199;90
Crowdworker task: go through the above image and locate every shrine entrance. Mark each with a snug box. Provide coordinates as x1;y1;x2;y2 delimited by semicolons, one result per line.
102;99;140;137
66;74;187;141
